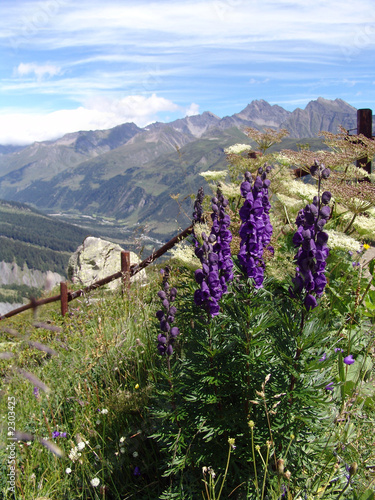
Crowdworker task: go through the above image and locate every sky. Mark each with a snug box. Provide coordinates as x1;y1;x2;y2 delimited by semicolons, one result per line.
1;0;375;145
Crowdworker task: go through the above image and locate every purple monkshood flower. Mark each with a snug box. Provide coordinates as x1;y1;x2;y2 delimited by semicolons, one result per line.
193;186;204;224
238;167;273;288
291;161;331;311
344;354;355;365
156;266;180;356
52;431;67;438
33;387;39;399
325;382;334;391
133;466;141;477
193;186;233;317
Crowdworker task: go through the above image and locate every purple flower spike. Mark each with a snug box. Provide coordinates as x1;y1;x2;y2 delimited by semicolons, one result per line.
193;185;233;317
291;161;331;310
52;431;60;438
319;352;326;362
156;266;180;356
238;167;273;288
325;382;334;391
344;354;355;365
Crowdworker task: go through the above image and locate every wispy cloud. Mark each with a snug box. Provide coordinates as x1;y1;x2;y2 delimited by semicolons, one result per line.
15;62;62;80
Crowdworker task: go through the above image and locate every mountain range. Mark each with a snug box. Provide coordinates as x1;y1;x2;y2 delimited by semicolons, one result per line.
0;97;366;239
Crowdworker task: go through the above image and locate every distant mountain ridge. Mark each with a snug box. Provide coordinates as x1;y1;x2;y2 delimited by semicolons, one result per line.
0;97;369;239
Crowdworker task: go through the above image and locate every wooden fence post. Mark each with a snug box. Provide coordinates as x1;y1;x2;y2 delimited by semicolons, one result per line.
121;251;131;292
60;282;68;317
356;108;373;175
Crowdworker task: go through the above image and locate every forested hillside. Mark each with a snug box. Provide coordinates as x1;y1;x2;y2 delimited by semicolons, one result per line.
0;200;96;276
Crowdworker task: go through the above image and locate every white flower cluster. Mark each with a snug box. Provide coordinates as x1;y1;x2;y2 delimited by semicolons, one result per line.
325;230;362;252
224;143;252;154
170;242;200;269
68;446;81;462
200;170;227;182
68;439;88;462
219;182;240;199
341;212;375;239
280;180;319;200
276;193;304;210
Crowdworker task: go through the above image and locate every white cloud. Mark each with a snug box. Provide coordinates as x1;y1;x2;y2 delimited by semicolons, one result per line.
185;103;200;116
15;62;61;80
0;94;186;145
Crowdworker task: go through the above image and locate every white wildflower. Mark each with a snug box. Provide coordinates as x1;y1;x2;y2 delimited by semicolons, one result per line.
200;170;227;182
274;153;293;166
68;447;81;462
120;447;125;454
119;436;125;443
219;182;240;199
276;194;304;209
169;241;200;269
325;230;362;252
90;477;100;487
133;451;139;458
280;180;318;200
65;468;72;474
77;441;85;451
100;409;108;415
224;143;252;154
341;212;375;239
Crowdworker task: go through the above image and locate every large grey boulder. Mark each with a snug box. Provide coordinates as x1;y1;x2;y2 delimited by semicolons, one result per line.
67;237;145;290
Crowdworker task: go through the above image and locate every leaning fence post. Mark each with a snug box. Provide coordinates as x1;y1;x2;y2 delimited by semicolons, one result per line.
121;251;131;292
356;108;373;175
60;282;68;317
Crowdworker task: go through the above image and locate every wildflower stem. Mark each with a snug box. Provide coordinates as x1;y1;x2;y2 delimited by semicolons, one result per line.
261;444;270;500
217;442;233;500
343;212;357;234
250;424;260;497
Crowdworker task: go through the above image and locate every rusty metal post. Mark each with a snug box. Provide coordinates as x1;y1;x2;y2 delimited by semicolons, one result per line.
60;282;68;317
121;251;131;292
356;108;373;175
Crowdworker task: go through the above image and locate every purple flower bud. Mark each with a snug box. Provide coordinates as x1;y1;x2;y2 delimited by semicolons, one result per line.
321;191;332;204
304;294;317;311
344;354;355;365
156;310;164;320
310;162;319;176
170;327;180;338
325;382;334;391
320;206;330;219
322;168;331;179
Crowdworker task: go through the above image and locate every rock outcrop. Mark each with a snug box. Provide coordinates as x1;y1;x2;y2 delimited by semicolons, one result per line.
67;237;146;290
0;261;63;288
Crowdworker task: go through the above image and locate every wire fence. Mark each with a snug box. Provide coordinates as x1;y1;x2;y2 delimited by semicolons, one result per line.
0;224;193;321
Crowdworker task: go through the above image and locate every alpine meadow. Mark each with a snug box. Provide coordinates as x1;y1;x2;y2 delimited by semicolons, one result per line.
1;124;375;500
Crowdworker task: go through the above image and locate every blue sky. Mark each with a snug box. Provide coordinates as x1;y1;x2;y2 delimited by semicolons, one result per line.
1;0;375;144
